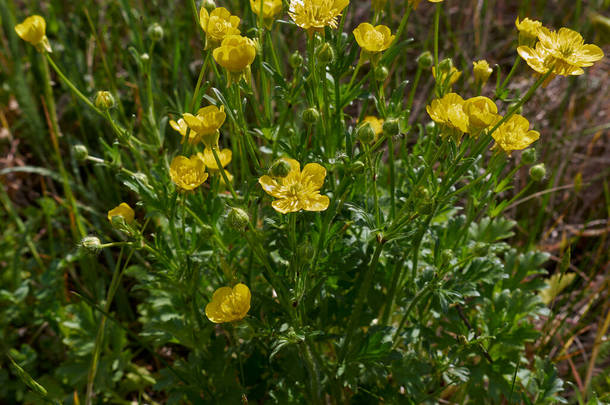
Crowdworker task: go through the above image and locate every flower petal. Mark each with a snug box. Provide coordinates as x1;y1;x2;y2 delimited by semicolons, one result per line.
302;194;330;212
272;198;301;213
301;163;327;190
259;175;284;198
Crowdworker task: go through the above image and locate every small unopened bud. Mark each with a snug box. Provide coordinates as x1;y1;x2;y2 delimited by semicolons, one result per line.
302;107;320;124
473;242;488;256
425;121;436;133
269;160;292;177
349;160;366;173
202;0;216;12
80;236;102;254
521;148;537;165
141;53;150;62
417;51;433;69
200;223;214;237
441;249;454;264
315;42;335;65
73;144;88;162
529;164;546;182
148;23;164;42
473;60;492;85
95;91;115;110
227;207;250;230
438;58;453;74
290;51;304;69
356;123;376;144
374;66;389;82
383;118;400;136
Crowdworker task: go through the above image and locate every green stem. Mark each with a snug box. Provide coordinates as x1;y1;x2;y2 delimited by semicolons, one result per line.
392;282;434;349
433;4;441;76
497;56;521;96
211;147;239;200
189;52;210;113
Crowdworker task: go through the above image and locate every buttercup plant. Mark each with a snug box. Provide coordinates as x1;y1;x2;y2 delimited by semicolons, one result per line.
6;1;607;404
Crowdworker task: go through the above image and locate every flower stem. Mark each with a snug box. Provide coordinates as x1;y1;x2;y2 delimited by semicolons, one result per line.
211;147;239;200
189;52;210;113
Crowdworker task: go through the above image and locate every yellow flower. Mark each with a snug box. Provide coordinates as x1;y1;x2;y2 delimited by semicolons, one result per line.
353;23;395;53
539;272;576;305
170;155;209;191
213;35;257;85
14;15;52;52
361;116;384;141
515;17;542;46
463;96;500;134
409;0;442;8
197;148;232;171
432;65;462;87
517;27;604;84
289;0;350;35
107;203;135;224
182;105;226;147
205;284;251;323
169;118;188;142
473;60;492;85
259;158;330;214
491;114;540;154
199;7;241;49
426;93;469;134
250;0;283;28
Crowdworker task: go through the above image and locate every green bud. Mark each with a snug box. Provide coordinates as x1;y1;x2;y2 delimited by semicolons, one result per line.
269;160;292;177
148;23;164;41
290;51;304;69
315;42;335;65
383;118;400;136
374;65;389;82
200;223;214;237
425;121;436;133
438;58;453;74
302;107;320;124
203;0;216;12
95;91;115;110
227;207;250;230
521;148;537;165
349;160;366;173
441;249;454;264
356;123;376;144
417;51;433;69
73;144;88;162
529;163;546;182
507;102;523;114
473;242;488;256
141;53;150;62
80;235;102;254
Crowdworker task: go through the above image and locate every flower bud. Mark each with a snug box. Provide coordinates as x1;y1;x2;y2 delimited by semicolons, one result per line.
95;91;115;110
441;249;454;264
473;60;492;85
80;236;102;254
521;148;537;165
269;159;292;177
438;58;453;74
290;51;304;69
148;23;164;42
315;42;335;65
417;51;433;69
141;53;150;62
302;107;320;124
356;123;376;144
73;144;88;162
529;163;546;182
425;121;436;133
374;65;389;82
202;0;216;12
227;207;250;230
383;118;400;136
349;160;366;173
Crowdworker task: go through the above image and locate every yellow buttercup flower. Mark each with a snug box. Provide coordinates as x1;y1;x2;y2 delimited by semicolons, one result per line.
473;60;493;85
250;0;283;28
432;65;462;87
362;116;384;141
491;114;540;154
205;284;251;323
353;23;395;54
182;105;226;148
409;0;443;9
170;155;209;191
169;118;188;143
213;35;257;84
259;158;330;214
517;27;604;85
107;203;135;224
197;148;232;171
199;7;241;49
14;15;52;53
426;93;469;135
289;0;350;35
463;96;500;135
515;17;542;46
